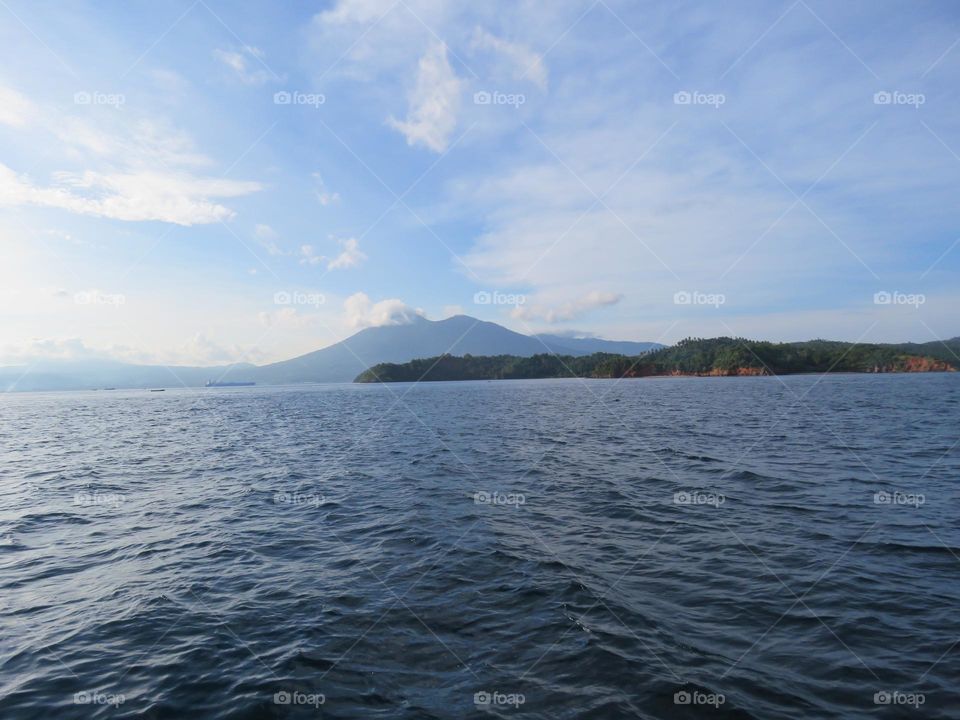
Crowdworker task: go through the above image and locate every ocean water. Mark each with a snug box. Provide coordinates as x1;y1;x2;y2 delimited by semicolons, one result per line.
0;374;958;719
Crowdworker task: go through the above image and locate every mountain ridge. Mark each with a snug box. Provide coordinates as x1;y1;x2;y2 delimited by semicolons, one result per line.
0;315;663;391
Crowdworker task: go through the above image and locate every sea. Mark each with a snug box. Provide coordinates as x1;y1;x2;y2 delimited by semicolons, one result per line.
1;373;958;718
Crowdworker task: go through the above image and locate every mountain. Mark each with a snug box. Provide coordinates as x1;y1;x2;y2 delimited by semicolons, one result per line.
0;359;256;392
534;334;664;355
253;315;596;385
1;316;661;391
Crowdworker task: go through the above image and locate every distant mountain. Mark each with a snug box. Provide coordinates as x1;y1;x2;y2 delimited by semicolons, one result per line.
534;334;664;355
0;359;255;392
0;315;663;391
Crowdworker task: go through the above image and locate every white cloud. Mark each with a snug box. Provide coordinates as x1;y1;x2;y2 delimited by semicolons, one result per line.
0;85;261;225
387;42;463;153
328;237;366;269
511;292;623;323
255;224;285;255
318;0;396;25
472;28;547;90
0;164;260;225
0;84;36;127
213;46;273;85
344;292;424;328
312;172;341;206
299;244;325;265
0;337;99;364
0;333;259;366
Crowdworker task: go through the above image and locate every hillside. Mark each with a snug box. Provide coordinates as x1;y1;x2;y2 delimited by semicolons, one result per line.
355;337;958;382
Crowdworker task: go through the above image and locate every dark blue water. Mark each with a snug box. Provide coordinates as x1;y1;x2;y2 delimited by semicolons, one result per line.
1;374;958;718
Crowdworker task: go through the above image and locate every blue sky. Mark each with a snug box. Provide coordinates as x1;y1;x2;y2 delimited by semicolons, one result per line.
1;0;958;365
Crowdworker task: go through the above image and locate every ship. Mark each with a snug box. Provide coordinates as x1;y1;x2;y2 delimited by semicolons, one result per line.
205;380;256;387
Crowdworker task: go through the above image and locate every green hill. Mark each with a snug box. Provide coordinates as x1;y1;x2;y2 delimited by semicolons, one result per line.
354;337;958;383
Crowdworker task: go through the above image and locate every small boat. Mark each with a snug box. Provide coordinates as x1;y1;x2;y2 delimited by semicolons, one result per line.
149;389;165;392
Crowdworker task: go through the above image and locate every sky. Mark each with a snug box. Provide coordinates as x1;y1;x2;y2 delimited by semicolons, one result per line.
0;0;958;367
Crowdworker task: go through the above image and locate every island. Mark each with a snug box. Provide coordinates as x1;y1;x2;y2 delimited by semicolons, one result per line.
354;337;958;383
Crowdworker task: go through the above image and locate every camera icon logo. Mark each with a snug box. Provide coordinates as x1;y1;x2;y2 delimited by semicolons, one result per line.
873;91;892;105
274;691;291;705
474;91;492;105
673;91;692;105
274;91;292;105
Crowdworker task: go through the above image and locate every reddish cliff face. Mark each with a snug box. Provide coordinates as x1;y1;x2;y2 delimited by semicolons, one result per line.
875;356;956;373
615;357;953;378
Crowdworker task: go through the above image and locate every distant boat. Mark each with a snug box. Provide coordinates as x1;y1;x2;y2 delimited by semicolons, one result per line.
149;389;165;392
205;381;256;387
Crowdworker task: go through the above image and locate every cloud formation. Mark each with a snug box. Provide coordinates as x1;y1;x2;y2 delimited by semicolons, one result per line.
512;292;623;323
0;83;261;225
327;237;366;270
471;28;547;90
387;42;463;153
344;292;424;329
213;46;274;85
